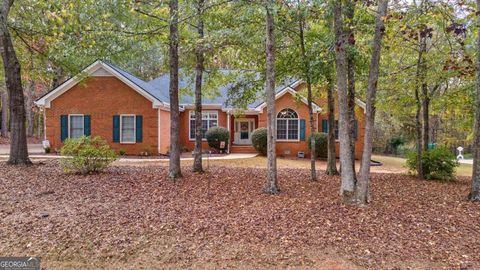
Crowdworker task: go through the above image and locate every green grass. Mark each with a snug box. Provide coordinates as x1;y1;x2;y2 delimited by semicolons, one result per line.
372;154;472;177
121;154;473;178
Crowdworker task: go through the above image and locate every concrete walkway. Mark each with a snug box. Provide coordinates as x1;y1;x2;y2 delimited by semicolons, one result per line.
0;144;44;155
0;148;257;162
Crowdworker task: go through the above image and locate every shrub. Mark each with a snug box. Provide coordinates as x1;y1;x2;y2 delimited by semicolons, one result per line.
388;136;406;155
60;136;117;174
118;149;126;156
205;127;229;151
251;128;267;155
406;147;459;181
307;132;328;158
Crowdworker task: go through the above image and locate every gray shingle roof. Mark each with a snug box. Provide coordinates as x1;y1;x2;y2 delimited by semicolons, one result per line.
106;62;302;109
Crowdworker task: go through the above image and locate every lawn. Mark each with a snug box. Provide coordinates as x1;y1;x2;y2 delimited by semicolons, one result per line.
1;160;479;269
118;154;473;177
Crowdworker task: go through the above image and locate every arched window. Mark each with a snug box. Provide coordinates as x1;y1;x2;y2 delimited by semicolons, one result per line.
277;108;299;140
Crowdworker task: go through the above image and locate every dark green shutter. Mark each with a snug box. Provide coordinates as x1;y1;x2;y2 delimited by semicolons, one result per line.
84;115;91;136
334;120;339;140
112;115;120;143
60;115;68;142
300;119;306;141
353;120;358;140
322;119;328;133
136;115;143;143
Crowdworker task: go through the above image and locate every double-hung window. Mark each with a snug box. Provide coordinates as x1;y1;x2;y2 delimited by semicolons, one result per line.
120;115;136;143
189;111;218;140
69;115;84;139
276;108;299;140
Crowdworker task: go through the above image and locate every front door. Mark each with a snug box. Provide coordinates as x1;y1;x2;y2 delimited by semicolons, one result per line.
235;119;254;144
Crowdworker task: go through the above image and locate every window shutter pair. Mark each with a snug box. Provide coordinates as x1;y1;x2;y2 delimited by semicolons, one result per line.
60;115;91;142
112;115;142;143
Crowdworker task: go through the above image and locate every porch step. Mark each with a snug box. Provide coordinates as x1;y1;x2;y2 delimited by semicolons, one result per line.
230;145;257;154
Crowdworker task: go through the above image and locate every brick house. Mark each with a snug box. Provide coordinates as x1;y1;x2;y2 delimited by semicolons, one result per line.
35;60;366;158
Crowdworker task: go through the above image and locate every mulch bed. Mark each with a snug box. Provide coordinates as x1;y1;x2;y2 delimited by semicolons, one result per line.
1;161;479;269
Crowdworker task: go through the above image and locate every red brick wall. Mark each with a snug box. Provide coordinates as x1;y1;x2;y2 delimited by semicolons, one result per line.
256;84;365;159
45;76;159;155
316;101;365;160
258;91;319;157
159;109;170;154
178;109;228;152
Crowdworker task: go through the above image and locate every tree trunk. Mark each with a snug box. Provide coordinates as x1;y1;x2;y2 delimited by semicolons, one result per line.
414;33;427;179
25;80;34;137
51;66;64;89
422;89;429;151
0;86;7;137
356;0;388;205
345;0;357;175
326;76;338;175
298;10;316;181
168;0;182;179
0;0;31;165
264;3;279;194
334;0;356;202
306;81;317;181
192;0;205;173
469;0;480;201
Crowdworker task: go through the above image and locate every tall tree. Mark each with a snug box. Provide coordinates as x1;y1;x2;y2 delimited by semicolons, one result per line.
470;0;480;201
0;0;30;165
0;85;7;137
193;0;205;173
414;5;428;179
334;0;356;202
168;0;182;179
297;2;316;181
326;75;338;175
25;79;34;137
345;0;357;174
356;0;388;204
264;1;279;194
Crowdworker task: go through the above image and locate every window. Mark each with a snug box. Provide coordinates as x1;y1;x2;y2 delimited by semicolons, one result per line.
189;111;218;140
277;108;299;140
121;115;136;143
69;115;84;139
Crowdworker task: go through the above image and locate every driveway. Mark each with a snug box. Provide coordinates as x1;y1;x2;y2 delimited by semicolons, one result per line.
459;159;473;165
0;144;44;155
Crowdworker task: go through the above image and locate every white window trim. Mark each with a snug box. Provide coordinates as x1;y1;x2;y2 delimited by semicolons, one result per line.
276;109;300;142
120;114;136;144
189;111;219;141
68;114;84;139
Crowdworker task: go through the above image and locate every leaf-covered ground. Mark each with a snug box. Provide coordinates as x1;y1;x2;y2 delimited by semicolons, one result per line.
1;161;479;269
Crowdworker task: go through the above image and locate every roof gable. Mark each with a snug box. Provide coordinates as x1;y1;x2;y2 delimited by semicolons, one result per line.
35;60;164;108
254;86;322;113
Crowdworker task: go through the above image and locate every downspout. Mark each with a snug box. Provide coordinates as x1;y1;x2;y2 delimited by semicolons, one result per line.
42;107;47;141
227;111;231;154
158;108;161;155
